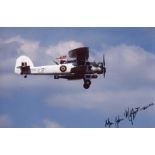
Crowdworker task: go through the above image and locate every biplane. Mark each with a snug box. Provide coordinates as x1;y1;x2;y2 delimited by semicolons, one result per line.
15;47;106;89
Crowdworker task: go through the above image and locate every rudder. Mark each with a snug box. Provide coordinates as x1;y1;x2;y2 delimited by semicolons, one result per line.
15;56;34;74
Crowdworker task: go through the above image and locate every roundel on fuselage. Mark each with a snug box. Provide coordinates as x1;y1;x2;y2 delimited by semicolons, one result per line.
60;65;67;72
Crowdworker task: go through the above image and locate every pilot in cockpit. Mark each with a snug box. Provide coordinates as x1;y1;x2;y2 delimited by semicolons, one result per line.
60;59;67;64
56;55;67;64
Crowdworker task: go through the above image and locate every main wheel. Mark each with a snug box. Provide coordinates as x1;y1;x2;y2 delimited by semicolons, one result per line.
24;75;27;78
83;83;90;89
84;79;91;85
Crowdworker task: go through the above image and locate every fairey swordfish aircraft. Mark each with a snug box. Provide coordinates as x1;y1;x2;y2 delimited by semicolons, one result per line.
15;47;106;89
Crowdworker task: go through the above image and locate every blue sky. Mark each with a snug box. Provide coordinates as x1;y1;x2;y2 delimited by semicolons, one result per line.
0;27;155;128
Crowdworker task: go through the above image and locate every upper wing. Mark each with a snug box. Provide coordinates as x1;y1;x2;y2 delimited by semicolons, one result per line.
68;47;89;65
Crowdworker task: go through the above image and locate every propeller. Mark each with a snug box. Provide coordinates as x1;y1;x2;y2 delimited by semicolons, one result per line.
96;54;106;77
102;54;106;78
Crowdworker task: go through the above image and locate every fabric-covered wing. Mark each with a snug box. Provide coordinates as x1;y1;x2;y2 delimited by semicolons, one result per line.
68;47;89;65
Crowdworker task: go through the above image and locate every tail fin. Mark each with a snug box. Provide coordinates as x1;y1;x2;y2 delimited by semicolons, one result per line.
15;56;34;74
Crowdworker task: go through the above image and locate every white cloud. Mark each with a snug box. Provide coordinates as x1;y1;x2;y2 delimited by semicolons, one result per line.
104;44;155;83
45;40;84;59
46;89;155;114
0;73;63;97
0;35;42;75
0;115;11;128
43;119;62;128
106;44;155;68
0;36;84;67
4;35;40;58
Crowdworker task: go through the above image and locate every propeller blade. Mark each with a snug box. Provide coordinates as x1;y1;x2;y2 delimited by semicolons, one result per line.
103;54;105;67
103;54;106;78
103;68;106;78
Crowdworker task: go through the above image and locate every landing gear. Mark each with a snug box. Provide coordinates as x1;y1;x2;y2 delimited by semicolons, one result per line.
54;75;59;79
83;79;91;89
83;83;90;89
24;75;27;78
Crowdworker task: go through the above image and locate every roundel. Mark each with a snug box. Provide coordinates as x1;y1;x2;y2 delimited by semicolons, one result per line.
60;65;67;72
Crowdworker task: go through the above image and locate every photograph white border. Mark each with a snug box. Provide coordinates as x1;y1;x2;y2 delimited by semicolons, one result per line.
0;0;155;154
